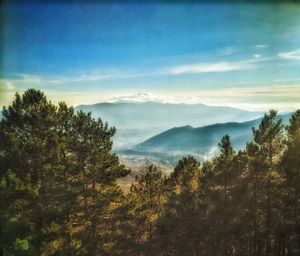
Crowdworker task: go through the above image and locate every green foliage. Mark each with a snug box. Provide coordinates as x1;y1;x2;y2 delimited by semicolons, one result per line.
14;238;29;252
1;89;299;256
0;89;129;255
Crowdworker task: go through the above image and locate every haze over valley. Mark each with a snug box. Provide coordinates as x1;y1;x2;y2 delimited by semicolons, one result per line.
76;101;291;167
75;101;263;146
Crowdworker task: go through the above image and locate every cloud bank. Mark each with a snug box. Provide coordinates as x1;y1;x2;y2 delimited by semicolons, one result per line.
168;58;268;75
278;49;300;60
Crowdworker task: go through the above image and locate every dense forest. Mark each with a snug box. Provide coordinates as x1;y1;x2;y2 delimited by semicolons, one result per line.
0;89;299;256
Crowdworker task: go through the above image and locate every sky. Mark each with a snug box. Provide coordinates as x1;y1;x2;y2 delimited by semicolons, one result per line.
1;1;300;111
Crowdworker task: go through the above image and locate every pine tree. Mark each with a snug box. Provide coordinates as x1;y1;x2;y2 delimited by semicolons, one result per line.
239;141;266;256
0;89;129;255
2;90;300;256
251;110;284;256
128;165;167;256
156;156;203;256
0;90;62;255
280;110;300;255
67;110;129;255
201;135;238;256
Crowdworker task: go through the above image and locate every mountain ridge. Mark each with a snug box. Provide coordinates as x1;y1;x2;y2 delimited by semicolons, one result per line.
75;101;263;130
135;113;292;154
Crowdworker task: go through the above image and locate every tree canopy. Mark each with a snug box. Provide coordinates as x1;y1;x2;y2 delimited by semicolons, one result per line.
1;90;299;256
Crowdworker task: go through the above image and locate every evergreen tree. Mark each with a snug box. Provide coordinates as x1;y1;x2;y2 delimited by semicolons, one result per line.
1;90;299;256
251;110;284;256
68;110;129;255
239;141;267;256
280;110;300;255
156;156;203;256
199;136;239;256
128;165;167;256
0;90;61;255
0;89;129;255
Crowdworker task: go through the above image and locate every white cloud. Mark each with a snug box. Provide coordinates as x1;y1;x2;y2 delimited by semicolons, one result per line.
255;44;269;48
110;93;171;103
104;84;300;111
4;73;51;85
273;77;300;83
54;73;108;83
108;93;211;105
3;83;299;112
16;74;43;84
3;56;271;87
216;47;238;56
278;49;300;60
4;71;121;86
196;85;300;111
0;80;15;90
254;54;261;58
168;58;265;75
42;69;148;84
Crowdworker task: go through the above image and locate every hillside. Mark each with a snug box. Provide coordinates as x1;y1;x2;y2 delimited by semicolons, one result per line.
136;113;292;155
76;102;263;148
76;102;263;130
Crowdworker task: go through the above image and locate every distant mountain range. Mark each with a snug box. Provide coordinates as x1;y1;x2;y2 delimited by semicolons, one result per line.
76;102;264;148
76;102;263;130
75;101;293;166
135;113;292;156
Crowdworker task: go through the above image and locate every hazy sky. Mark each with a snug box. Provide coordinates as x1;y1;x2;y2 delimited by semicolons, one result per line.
1;1;300;111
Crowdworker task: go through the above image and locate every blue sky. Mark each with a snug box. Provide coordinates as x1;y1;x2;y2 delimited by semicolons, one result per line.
1;1;300;111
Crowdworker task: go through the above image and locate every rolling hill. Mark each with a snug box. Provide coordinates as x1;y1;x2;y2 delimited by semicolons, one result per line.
75;101;263;130
76;101;263;148
135;113;292;156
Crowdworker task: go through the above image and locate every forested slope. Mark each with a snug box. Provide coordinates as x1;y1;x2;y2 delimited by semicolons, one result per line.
1;90;299;256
